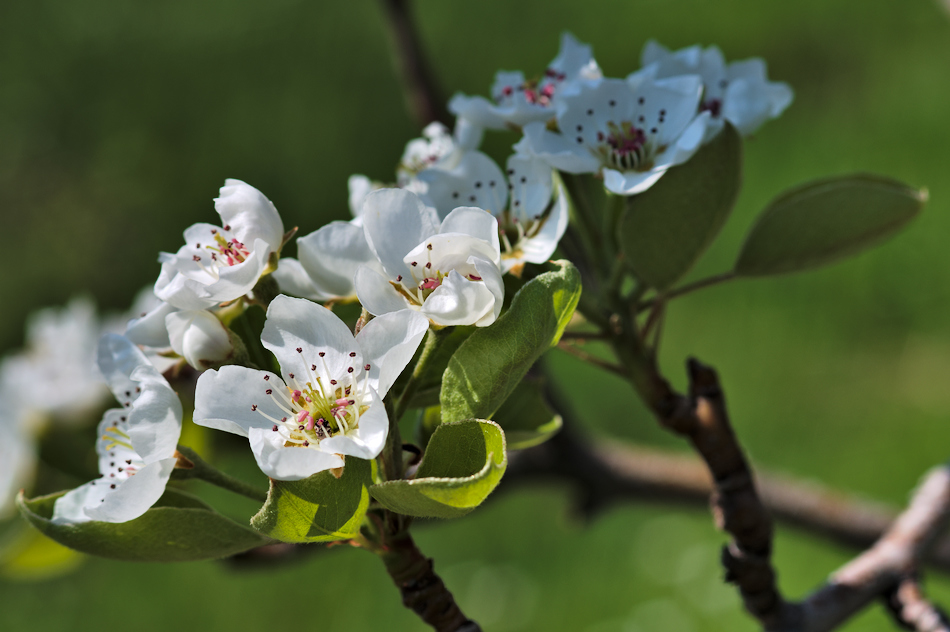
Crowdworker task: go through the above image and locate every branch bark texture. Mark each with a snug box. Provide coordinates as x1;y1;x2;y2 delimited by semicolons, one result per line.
380;531;481;632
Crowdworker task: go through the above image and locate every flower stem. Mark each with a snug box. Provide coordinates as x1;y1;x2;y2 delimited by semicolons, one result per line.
638;270;737;311
174;446;268;504
395;328;444;420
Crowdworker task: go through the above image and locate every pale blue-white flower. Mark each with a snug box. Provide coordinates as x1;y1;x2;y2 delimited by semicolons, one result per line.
521;76;709;195
449;32;602;130
630;40;793;139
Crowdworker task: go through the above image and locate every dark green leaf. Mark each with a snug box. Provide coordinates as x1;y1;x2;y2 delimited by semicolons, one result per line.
619;123;742;290
16;487;271;562
735;174;926;276
250;457;373;543
491;379;562;450
440;260;581;424
369;420;507;519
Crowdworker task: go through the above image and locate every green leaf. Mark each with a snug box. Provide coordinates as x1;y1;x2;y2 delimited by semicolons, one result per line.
369;420;507;519
16;487;272;562
735;174;926;276
440;260;581;424
491;379;562;450
619;123;742;290
250;457;373;543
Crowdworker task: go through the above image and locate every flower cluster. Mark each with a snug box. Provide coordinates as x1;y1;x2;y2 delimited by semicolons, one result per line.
7;33;791;525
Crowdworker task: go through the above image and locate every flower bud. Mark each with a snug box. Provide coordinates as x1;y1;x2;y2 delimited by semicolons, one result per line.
165;310;234;370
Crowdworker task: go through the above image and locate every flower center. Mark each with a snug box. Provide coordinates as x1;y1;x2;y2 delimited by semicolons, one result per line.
497;211;544;259
190;226;251;279
251;354;370;450
495;68;566;108
701;98;722;118
592;121;659;172
392;242;484;306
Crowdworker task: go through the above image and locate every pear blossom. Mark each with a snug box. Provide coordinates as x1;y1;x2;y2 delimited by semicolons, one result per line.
51;335;183;524
2;298;113;427
449;32;602;130
155;179;285;311
521;76;709;195
346;121;481;222
413;150;569;274
125;290;234;371
631;40;793;139
193;295;428;480
272;221;385;303
355;189;505;327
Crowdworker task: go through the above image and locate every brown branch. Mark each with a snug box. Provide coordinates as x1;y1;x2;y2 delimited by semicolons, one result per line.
884;575;950;632
378;0;450;128
379;531;481;632
775;464;950;632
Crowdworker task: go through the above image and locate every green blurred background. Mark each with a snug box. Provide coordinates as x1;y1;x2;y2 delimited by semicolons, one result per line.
2;0;950;629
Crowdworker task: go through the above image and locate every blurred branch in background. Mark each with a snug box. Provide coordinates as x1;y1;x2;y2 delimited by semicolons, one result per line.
378;0;450;128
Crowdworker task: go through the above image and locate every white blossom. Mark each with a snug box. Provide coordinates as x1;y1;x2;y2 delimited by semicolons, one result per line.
412;150;568;274
521;76;709;195
154;179;285;310
449;32;602;130
630;40;793;139
51;335;183;524
194;295;428;480
355;189;505;327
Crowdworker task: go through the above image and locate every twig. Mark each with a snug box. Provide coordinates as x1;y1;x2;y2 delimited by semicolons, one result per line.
556;341;627;378
638;270;737;310
378;0;450;127
884;575;950;632
776;464;950;632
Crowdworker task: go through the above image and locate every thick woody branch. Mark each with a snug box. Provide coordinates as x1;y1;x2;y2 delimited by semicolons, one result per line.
884;575;950;632
378;0;450;128
776;464;950;632
380;531;481;632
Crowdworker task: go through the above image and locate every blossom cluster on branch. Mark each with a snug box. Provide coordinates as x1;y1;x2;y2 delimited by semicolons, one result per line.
2;27;930;632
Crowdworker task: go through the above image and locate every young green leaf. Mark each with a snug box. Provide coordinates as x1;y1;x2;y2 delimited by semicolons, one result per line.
735;174;926;276
491;380;562;450
440;260;581;424
16;488;272;562
619;124;742;290
250;457;373;543
369;420;507;519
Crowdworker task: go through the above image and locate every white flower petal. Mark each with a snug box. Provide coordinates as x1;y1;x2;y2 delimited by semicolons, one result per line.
261;295;359;384
522;122;601;174
318;394;388;459
422;268;496;327
247;427;344;481
356;310;429;398
448;94;509;130
414;151;508;219
215;179;284;252
194;365;285;437
348;174;376;220
165;310;232;370
354;266;413;317
362;189;440;282
439;207;501;264
82;458;177;523
603;168;669;196
271;258;327;301
297;221;379;300
515;181;569;266
125;300;177;348
507;154;555;218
